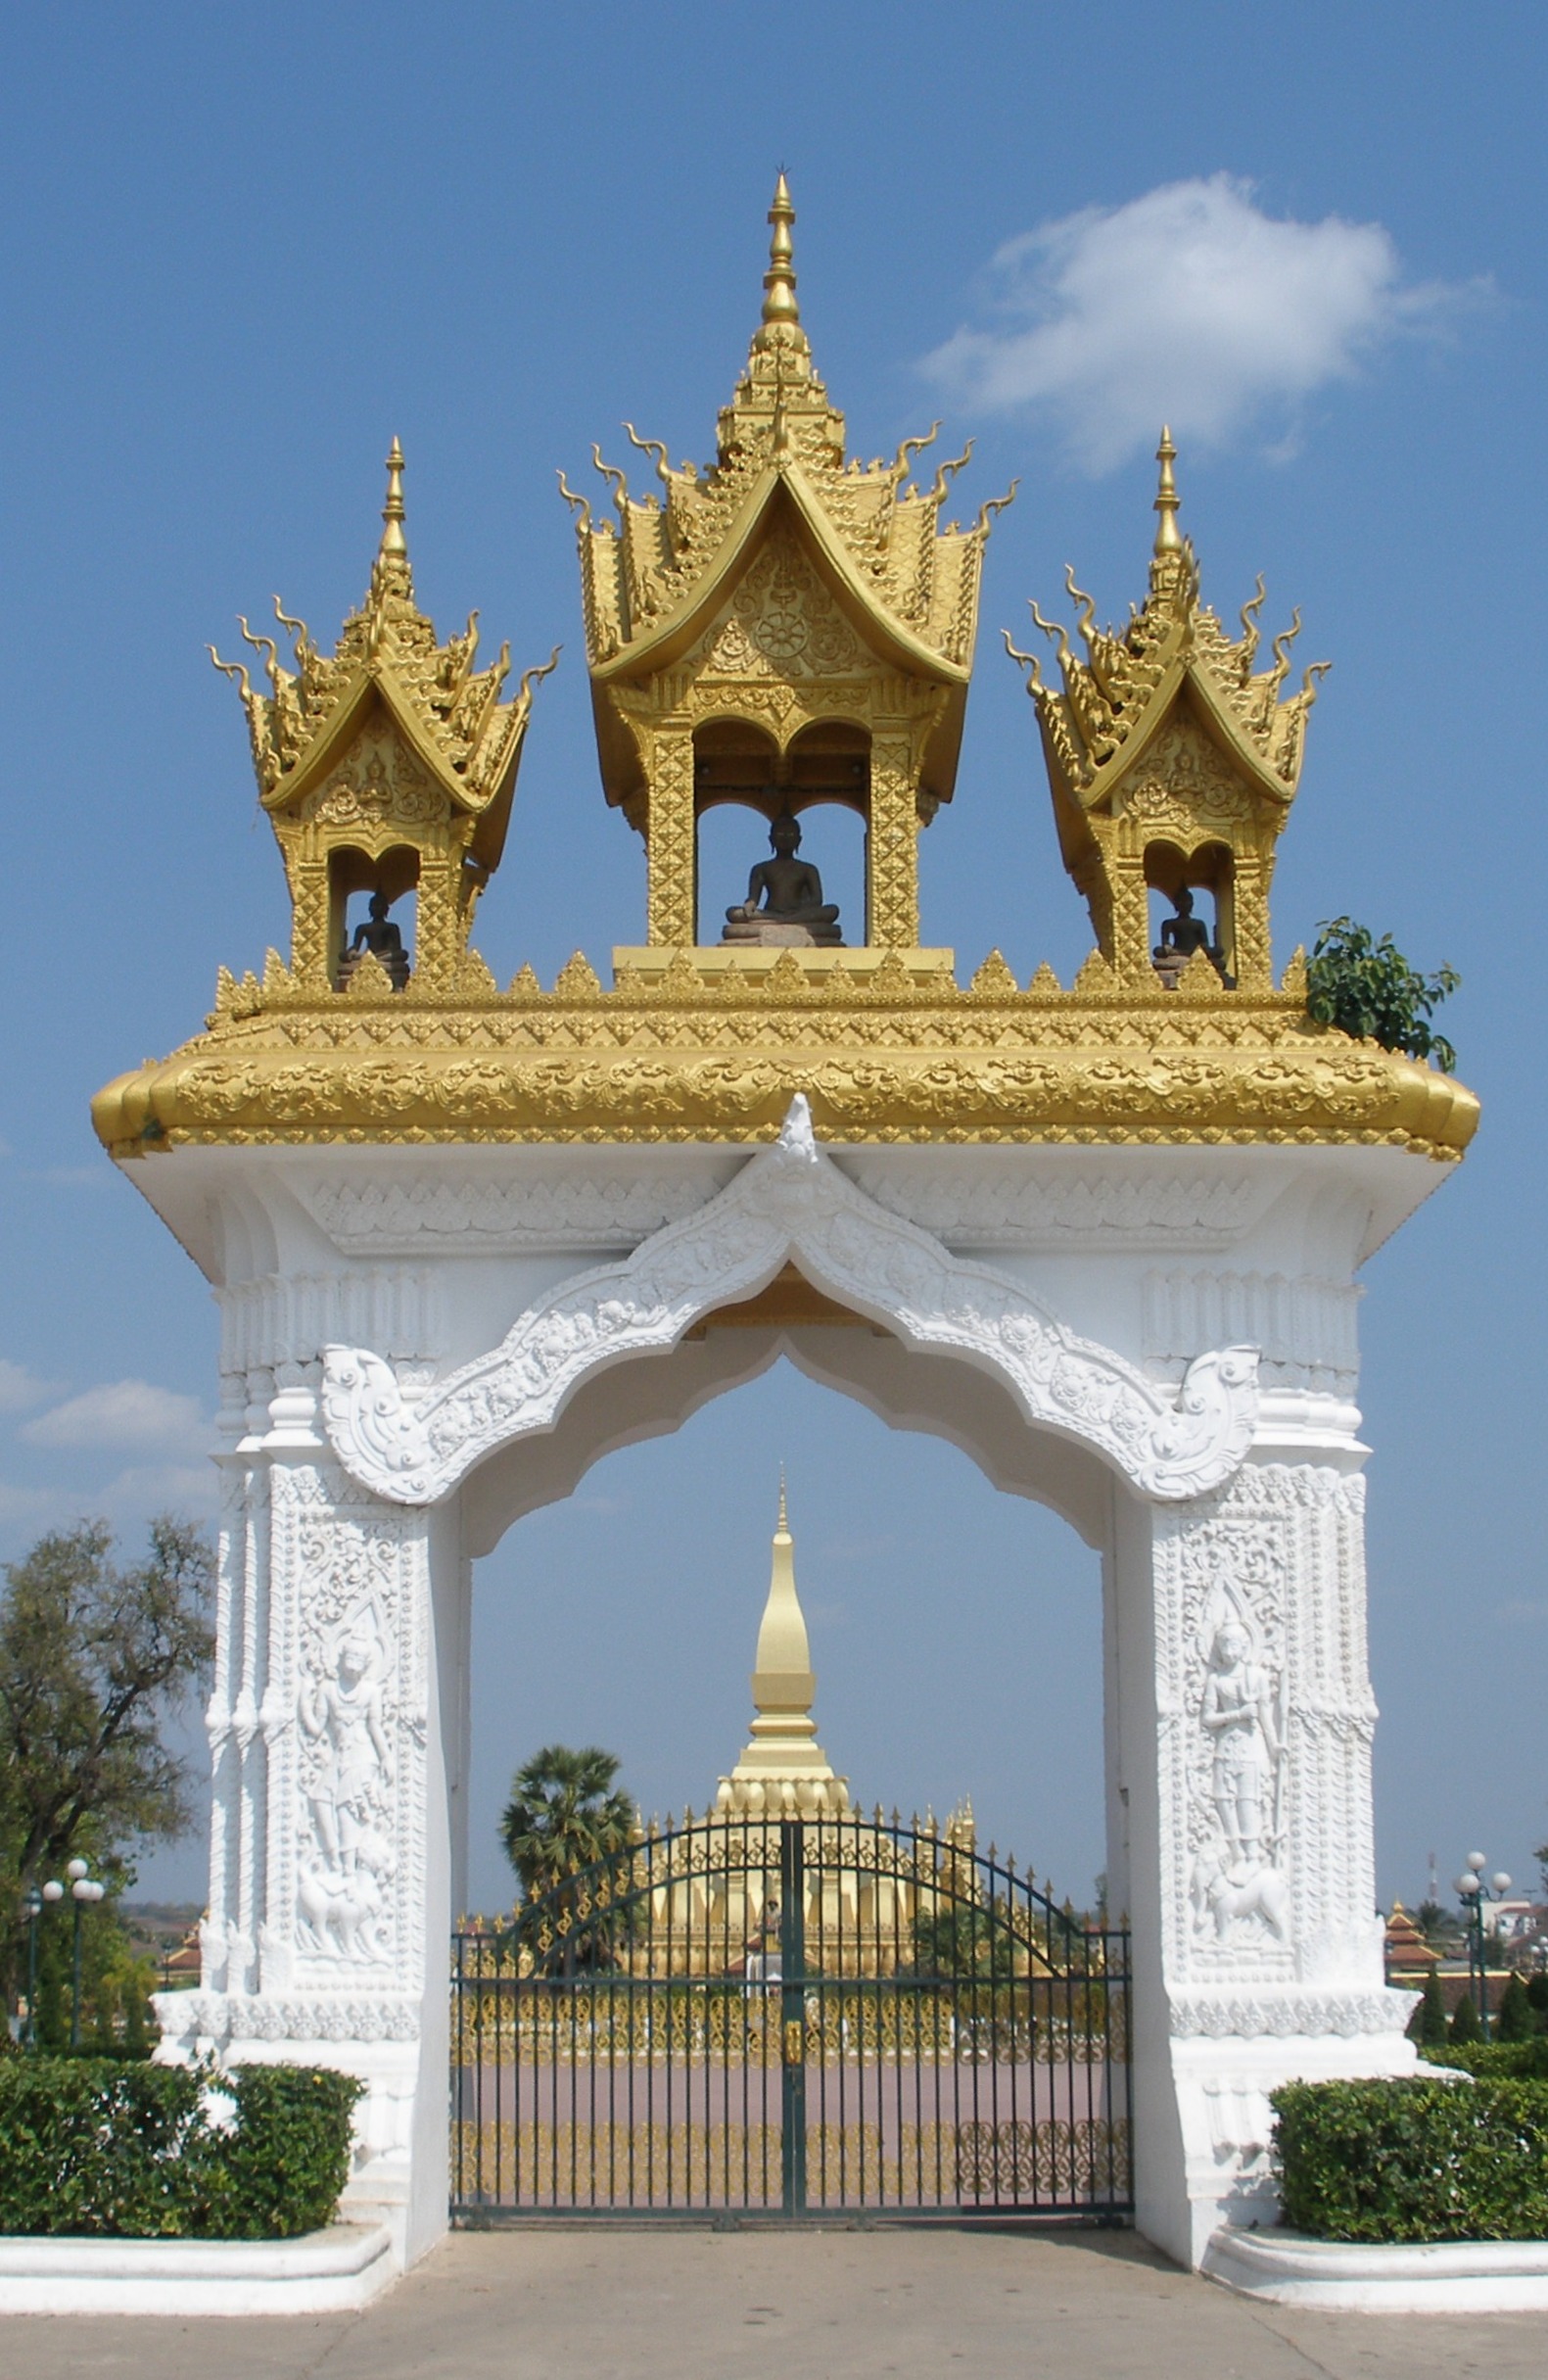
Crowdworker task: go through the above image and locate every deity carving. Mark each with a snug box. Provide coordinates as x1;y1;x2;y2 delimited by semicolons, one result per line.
297;1620;398;1963
1189;1606;1290;1946
722;812;843;947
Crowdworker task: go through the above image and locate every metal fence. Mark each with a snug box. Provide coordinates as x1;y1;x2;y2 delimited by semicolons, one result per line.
451;1810;1131;2220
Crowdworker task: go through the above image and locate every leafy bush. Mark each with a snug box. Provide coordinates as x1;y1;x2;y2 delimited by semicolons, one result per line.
0;2058;360;2238
1272;2076;1548;2242
1418;2036;1548;2080
1305;918;1459;1071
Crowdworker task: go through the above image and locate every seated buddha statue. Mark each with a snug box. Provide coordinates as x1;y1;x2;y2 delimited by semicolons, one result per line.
337;890;412;992
1151;887;1233;988
722;812;844;948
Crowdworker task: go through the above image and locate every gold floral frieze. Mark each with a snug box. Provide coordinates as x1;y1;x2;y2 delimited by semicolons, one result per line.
91;947;1478;1162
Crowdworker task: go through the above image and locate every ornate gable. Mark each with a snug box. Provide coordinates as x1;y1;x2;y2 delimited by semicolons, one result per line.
1009;433;1328;991
211;443;554;992
570;177;1012;953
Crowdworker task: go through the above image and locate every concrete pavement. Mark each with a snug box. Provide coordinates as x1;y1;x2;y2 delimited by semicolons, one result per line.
3;2225;1544;2378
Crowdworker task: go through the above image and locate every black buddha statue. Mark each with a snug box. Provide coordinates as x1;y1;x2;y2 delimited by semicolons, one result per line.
722;812;843;948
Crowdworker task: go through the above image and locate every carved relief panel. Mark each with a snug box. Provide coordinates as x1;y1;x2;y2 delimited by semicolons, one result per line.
264;1463;430;1990
1152;1464;1377;2001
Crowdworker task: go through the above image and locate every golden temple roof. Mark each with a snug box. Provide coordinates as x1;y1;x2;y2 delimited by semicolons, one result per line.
568;175;1012;812
1016;430;1329;821
211;442;550;874
88;211;1479;1169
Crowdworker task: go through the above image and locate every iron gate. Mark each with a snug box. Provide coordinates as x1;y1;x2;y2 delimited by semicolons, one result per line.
451;1810;1130;2219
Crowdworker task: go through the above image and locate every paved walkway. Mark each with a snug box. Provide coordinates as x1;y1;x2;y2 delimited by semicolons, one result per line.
4;2226;1544;2378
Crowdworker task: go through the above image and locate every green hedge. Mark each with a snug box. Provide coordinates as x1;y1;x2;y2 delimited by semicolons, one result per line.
1418;2038;1548;2081
0;2059;362;2238
1272;2076;1548;2243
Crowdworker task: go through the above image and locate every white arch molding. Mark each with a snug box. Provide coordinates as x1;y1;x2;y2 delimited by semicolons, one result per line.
133;1102;1439;2278
319;1098;1260;1507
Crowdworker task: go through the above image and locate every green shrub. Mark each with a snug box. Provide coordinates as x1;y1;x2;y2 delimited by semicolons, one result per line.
1496;1975;1540;2042
1407;1970;1448;2048
1305;918;1459;1071
1448;1988;1482;2045
1272;2077;1548;2242
0;2058;361;2239
1418;2037;1548;2080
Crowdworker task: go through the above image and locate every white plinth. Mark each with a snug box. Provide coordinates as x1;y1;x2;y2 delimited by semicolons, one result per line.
1204;2224;1548;2311
0;2222;396;2317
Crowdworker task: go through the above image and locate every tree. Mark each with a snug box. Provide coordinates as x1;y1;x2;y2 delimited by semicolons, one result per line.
0;1516;214;2010
1414;1899;1462;1952
1409;1968;1449;2049
1448;1987;1482;2046
1496;1974;1539;2043
1305;918;1459;1071
500;1745;635;1974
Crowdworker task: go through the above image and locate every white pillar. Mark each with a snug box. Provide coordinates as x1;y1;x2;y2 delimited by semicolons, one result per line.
1110;1458;1416;2268
155;1445;463;2268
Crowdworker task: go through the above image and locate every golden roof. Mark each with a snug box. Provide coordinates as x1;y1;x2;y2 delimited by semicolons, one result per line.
1018;429;1329;823
90;948;1478;1159
88;210;1478;1168
211;441;549;878
570;175;1011;814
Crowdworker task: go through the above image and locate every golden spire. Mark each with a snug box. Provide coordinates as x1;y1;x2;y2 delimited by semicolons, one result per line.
1152;425;1182;556
761;170;799;328
716;1476;850;1814
379;436;408;562
752;1474;811;1716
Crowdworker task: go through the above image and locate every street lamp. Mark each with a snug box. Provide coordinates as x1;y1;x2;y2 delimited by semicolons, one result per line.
65;1859;106;2050
1456;1851;1513;2037
21;1886;43;2048
24;1873;72;2051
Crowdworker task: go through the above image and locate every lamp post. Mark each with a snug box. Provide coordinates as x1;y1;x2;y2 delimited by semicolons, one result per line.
66;1859;106;2050
21;1886;43;2048
1456;1851;1512;2037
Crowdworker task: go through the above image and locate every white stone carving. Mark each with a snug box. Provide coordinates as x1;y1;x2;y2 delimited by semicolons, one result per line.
1156;1464;1379;1994
1144;1269;1359;1395
275;1467;429;1985
844;1158;1263;1250
220;1270;439;1385
1169;1990;1415;2039
154;1990;422;2046
319;1098;1259;1506
292;1166;730;1258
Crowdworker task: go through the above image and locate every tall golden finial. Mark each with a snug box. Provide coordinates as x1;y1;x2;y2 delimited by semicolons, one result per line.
761;171;799;327
776;1466;789;1536
380;437;407;561
1152;426;1182;556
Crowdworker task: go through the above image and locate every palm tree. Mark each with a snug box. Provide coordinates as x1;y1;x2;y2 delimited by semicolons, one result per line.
500;1745;636;1973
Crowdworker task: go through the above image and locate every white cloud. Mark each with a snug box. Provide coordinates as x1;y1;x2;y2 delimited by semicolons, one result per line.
0;1359;63;1412
101;1462;219;1519
22;1379;206;1454
922;174;1480;473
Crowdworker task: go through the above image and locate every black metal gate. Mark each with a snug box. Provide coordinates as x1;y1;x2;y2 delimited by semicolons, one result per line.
451;1810;1130;2219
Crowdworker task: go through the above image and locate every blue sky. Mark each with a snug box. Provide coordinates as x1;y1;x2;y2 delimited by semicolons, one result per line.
1;3;1543;1916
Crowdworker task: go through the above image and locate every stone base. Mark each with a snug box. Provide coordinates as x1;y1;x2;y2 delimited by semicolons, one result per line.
1203;2225;1548;2311
0;2224;397;2317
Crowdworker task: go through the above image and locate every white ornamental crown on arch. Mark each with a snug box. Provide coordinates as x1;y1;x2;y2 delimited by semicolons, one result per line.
320;1096;1258;1506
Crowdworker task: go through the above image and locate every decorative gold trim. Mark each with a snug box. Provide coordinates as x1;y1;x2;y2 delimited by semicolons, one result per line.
91;949;1478;1161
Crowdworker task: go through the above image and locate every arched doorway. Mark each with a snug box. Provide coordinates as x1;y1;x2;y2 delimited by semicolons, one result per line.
452;1342;1124;2220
